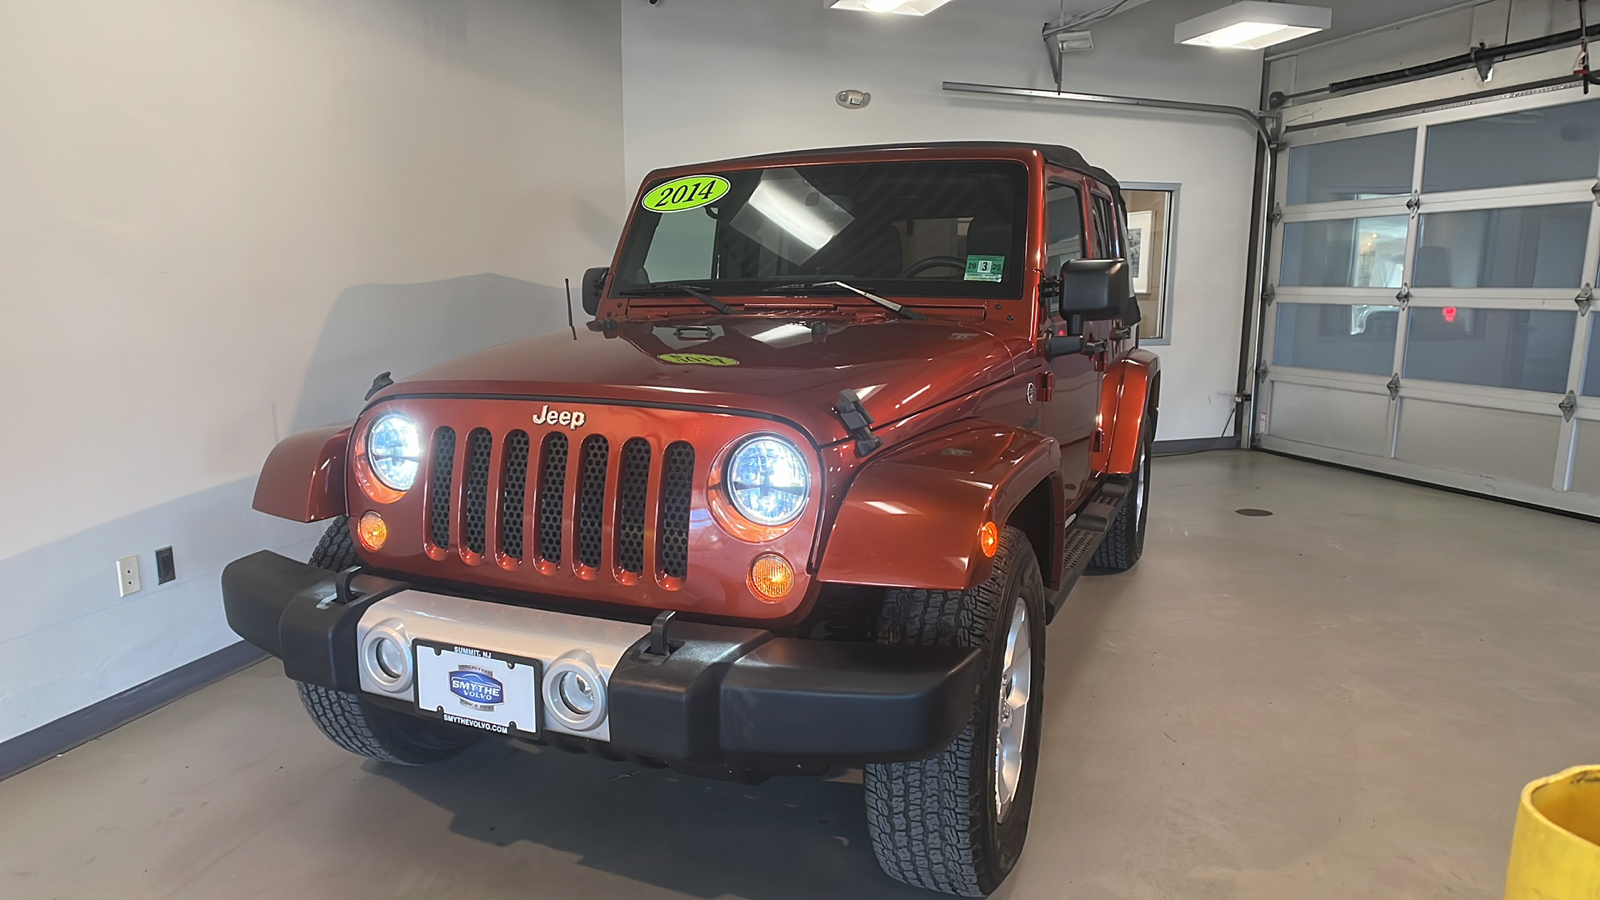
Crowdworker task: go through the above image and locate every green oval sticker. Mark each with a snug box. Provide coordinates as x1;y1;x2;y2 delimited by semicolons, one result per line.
642;175;730;214
659;352;739;367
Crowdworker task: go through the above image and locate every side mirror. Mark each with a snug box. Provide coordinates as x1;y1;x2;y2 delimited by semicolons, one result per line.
581;267;609;317
1058;258;1130;322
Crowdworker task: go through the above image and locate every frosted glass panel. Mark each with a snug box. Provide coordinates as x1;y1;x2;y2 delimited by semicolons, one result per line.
1274;303;1400;375
1287;131;1415;205
1281;217;1408;288
1414;204;1589;288
1424;101;1600;193
1404;308;1576;393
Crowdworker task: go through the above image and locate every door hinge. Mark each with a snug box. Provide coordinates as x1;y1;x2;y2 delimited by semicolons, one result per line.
1261;284;1276;306
1387;374;1401;399
1092;428;1105;452
1592;182;1600;206
1255;363;1269;382
1406;192;1421;215
1267;204;1283;226
1577;284;1594;316
1560;391;1578;422
1396;284;1412;307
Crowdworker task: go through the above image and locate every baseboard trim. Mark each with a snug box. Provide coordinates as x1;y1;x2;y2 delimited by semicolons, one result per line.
1153;437;1237;456
0;641;267;782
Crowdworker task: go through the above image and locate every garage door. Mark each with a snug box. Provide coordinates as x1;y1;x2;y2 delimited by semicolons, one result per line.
1259;91;1600;517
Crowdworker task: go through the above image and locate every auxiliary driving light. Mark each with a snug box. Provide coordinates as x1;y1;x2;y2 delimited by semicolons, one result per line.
543;655;608;733
358;511;388;551
362;623;413;691
749;553;795;602
374;636;406;680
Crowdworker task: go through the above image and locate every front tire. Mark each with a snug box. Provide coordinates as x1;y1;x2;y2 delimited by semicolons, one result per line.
1088;411;1153;573
864;526;1047;896
294;517;478;766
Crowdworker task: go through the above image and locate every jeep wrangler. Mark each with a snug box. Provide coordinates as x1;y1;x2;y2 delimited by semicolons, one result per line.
222;141;1158;897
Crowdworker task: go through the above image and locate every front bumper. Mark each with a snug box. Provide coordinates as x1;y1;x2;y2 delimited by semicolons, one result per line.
221;550;980;766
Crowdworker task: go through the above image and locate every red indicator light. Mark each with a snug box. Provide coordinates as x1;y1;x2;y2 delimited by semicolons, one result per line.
1442;307;1458;323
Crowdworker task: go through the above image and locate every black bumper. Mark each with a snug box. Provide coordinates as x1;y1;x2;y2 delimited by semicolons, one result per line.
221;551;980;765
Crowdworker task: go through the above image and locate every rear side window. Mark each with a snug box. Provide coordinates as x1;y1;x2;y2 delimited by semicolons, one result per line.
1046;182;1084;275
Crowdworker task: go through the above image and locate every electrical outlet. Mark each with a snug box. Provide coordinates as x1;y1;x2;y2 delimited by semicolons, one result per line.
117;556;141;597
155;546;176;584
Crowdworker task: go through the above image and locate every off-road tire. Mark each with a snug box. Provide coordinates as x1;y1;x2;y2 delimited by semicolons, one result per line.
1088;411;1153;573
864;526;1047;897
294;518;478;766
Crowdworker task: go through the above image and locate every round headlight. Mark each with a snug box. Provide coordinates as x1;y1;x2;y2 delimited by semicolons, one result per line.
367;414;422;492
726;436;810;526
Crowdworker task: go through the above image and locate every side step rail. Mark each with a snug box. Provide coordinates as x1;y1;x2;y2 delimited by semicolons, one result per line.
1045;477;1131;622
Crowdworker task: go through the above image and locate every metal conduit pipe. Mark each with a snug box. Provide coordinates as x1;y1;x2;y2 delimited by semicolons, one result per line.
940;80;1278;450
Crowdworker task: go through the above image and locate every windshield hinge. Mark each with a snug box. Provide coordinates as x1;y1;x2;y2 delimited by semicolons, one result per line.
834;389;882;457
1560;391;1578;422
1577;284;1594;316
1387;374;1401;399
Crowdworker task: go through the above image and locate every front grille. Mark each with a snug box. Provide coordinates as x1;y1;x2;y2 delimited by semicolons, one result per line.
576;437;610;569
428;428;456;548
423;423;694;582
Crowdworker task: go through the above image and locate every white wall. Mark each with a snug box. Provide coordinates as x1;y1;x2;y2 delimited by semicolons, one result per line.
621;0;1264;442
0;0;624;743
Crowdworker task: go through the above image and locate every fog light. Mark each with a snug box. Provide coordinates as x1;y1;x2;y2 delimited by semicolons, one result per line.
555;670;598;716
749;553;794;602
358;511;387;551
374;636;406;680
978;521;999;558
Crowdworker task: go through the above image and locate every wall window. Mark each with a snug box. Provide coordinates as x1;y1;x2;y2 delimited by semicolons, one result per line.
1414;204;1589;289
1287;131;1415;205
1404;308;1576;393
1423;100;1600;194
1281;216;1408;288
1273;303;1400;375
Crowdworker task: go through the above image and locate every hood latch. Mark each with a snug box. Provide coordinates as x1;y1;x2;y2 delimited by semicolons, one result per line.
835;389;882;457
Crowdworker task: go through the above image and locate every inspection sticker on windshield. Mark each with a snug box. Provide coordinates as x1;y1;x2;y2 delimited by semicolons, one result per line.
659;352;739;367
643;175;730;213
965;255;1005;282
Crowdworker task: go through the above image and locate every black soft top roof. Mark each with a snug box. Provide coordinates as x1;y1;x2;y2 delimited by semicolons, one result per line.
703;141;1122;198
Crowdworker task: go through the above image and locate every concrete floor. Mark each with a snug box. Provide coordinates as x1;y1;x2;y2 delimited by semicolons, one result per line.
3;451;1598;900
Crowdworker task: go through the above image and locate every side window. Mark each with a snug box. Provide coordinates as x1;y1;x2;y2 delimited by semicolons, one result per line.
1046;182;1084;275
1090;194;1116;258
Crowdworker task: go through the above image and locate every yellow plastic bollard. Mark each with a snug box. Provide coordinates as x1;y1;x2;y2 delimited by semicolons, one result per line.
1504;766;1600;900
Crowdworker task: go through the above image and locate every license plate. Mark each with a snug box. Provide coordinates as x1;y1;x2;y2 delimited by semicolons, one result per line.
413;640;540;738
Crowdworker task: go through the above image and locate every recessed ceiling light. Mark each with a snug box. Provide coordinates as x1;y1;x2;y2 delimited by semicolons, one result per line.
827;0;957;16
1175;1;1330;50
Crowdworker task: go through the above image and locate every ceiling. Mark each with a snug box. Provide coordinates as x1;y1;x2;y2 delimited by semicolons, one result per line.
1056;0;1487;49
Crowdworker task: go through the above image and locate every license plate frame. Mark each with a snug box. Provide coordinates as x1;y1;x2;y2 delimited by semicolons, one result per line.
412;639;541;739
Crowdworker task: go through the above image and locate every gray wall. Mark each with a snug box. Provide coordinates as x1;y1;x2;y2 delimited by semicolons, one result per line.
0;0;624;743
621;0;1265;442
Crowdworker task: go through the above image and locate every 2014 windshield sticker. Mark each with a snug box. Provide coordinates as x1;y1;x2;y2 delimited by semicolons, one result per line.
642;175;730;213
659;352;739;367
965;255;1005;282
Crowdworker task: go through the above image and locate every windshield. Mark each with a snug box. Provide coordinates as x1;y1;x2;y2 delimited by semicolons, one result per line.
614;160;1028;300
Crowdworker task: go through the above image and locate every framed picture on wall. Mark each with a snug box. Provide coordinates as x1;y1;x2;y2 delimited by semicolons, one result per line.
1122;184;1178;344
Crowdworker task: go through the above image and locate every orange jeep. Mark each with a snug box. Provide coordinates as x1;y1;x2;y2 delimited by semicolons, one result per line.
223;141;1158;896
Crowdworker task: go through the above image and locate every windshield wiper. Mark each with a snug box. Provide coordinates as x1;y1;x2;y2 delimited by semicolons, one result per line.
762;280;925;320
619;283;734;315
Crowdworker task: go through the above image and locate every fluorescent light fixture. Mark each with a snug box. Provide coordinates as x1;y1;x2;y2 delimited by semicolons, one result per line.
1055;30;1094;53
1176;1;1330;50
827;0;957;16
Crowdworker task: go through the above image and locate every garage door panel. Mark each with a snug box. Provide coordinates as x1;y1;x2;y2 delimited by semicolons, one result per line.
1395;399;1561;486
1571;421;1600;495
1270;382;1392;457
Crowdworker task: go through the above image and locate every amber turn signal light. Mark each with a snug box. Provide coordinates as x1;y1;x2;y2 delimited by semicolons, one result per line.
748;553;794;602
357;511;388;551
978;521;999;558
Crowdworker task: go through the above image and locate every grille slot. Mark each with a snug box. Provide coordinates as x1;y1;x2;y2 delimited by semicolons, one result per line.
537;433;569;564
576;436;610;569
660;442;694;580
616;439;652;574
500;430;530;560
428;428;457;549
462;428;493;556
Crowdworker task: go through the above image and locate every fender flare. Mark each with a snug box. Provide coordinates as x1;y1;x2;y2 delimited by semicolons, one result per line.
815;420;1062;593
1096;349;1161;476
252;424;351;522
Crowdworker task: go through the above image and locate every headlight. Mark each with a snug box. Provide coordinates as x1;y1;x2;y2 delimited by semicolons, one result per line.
726;436;810;526
367;414;422;492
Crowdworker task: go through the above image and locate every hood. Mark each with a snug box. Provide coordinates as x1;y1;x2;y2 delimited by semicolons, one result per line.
381;316;1030;445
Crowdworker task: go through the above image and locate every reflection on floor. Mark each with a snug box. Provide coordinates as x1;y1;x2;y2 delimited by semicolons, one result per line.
3;451;1597;900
